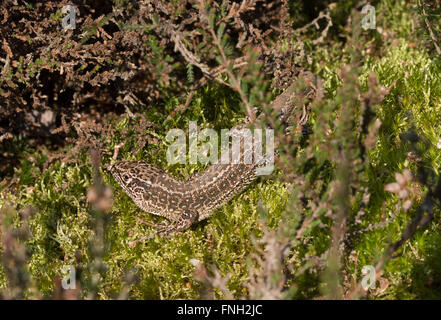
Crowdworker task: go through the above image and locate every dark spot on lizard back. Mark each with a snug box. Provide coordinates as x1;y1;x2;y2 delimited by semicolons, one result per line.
133;179;151;189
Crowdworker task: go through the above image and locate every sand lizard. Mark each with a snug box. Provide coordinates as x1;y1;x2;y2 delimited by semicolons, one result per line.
109;70;320;239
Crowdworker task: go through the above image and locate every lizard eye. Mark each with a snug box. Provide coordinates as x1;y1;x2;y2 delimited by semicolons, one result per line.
123;173;130;181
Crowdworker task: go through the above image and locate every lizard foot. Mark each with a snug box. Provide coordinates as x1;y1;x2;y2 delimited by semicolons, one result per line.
129;211;199;246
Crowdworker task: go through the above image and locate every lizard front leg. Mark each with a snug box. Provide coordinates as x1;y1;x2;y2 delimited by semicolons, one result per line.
155;211;199;238
130;211;199;246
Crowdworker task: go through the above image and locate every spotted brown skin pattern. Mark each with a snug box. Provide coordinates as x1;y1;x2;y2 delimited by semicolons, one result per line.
109;143;262;238
110;157;260;222
109;71;319;238
109;123;265;220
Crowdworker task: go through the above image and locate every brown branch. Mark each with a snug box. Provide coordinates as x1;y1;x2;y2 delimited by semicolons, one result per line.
424;14;441;55
197;0;257;122
292;8;333;45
